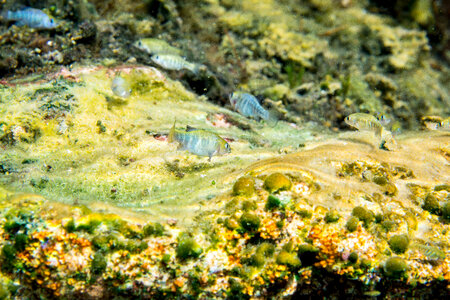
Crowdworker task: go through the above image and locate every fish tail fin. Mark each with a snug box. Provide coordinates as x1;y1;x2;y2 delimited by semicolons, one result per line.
168;120;176;143
266;110;280;128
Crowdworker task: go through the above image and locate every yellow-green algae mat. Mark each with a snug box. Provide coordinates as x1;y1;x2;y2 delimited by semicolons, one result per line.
0;66;449;297
0;65;314;224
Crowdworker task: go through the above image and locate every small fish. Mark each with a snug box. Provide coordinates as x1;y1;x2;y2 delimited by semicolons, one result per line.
2;7;57;29
412;242;446;260
345;113;384;137
229;91;269;121
111;75;131;98
133;38;182;56
168;122;231;160
151;54;199;74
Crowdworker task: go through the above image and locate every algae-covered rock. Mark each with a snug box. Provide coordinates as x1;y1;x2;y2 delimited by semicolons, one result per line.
346;216;359;232
352;206;374;226
388;234;410;254
324;209;340;223
176;235;203;260
276;250;301;268
383;256;408;278
422;193;440;215
233;176;256;197
263;173;292;193
240;212;261;232
266;194;281;210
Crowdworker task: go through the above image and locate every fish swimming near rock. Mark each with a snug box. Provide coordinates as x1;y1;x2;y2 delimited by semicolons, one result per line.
1;7;57;29
134;38;182;56
345;113;384;137
168;122;231;160
229;91;270;121
151;54;199;74
111;75;131;98
345;113;397;150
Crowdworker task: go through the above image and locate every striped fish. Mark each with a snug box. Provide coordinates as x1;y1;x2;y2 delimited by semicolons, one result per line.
3;7;57;29
151;54;198;74
168;122;231;160
229;91;269;121
345;113;384;137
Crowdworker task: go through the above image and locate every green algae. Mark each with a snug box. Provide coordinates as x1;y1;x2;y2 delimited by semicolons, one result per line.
233;176;256;197
176;235;203;260
263;173;292;193
383;257;408;279
388;234;410;254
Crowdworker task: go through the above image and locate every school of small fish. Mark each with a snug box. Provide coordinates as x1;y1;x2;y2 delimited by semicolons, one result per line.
2;7;57;29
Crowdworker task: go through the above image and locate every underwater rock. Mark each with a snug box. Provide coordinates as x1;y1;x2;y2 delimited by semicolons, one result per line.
263;173;292;193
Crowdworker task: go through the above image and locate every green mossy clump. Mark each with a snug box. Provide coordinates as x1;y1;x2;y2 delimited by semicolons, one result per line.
384;256;408;279
233;176;256;196
13;233;29;252
352;206;374;226
276;250;301;268
346;216;359;232
373;176;388;186
348;252;358;264
249;243;275;267
263;173;292;193
0;244;16;271
176;235;203;260
324;210;340;223
388;234;410;254
266;194;281;210
297;244;319;266
442;202;450;221
297;209;312;218
91;252;107;275
143;222;165;237
242;200;257;211
422;194;440;215
240;213;261;232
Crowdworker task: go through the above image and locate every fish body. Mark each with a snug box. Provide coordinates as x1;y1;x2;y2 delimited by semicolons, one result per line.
345;113;384;137
151;54;198;74
229;92;269;121
111;76;131;98
168;123;231;160
3;8;57;29
134;38;182;56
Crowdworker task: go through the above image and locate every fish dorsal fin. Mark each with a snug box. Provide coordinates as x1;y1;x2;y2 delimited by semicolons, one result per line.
186;125;198;132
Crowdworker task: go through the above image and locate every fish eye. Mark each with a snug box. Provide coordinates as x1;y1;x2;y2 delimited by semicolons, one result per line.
50;18;54;24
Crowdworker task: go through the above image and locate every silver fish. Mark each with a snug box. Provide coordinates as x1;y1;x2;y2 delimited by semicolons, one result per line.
111;76;131;98
151;54;198;74
168;122;230;160
345;113;384;137
229;91;269;121
3;7;57;29
133;38;182;56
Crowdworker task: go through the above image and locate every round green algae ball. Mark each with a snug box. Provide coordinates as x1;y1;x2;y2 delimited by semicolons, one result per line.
233;176;256;196
240;212;261;231
388;234;410;254
384;256;407;278
346;216;359;232
263;173;292;193
352;206;374;225
422;193;440;215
